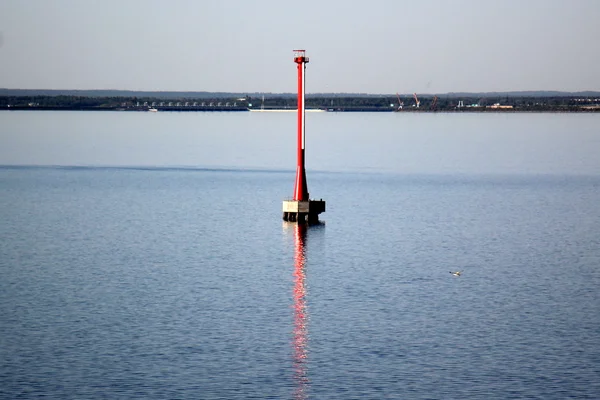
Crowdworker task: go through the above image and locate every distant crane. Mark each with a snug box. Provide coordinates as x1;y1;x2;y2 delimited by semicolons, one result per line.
413;93;420;108
430;95;438;110
396;93;404;110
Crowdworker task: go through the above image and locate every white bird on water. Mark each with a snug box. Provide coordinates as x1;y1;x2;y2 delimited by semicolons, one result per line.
450;271;462;277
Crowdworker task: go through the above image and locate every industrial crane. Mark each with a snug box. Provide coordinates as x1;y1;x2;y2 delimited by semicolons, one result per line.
430;95;438;110
413;93;420;108
396;93;404;110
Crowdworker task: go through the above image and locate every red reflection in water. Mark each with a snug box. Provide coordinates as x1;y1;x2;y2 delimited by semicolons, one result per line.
292;223;308;400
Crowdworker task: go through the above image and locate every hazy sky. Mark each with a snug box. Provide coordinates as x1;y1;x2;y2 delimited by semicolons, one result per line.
1;0;599;93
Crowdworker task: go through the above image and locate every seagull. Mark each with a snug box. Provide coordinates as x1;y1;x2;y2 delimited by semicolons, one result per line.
450;271;462;277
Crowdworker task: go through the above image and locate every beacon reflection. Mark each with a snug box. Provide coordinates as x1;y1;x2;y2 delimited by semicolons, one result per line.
291;223;308;400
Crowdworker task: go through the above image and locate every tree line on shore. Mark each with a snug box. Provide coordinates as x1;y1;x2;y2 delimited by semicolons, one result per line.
1;94;599;112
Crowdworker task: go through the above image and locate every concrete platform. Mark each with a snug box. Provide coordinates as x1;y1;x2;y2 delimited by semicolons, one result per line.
282;199;326;223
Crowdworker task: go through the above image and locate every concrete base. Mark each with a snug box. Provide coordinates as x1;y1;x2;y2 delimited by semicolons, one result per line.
282;199;326;223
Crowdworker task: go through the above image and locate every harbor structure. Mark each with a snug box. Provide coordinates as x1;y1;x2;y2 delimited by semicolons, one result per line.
283;50;326;223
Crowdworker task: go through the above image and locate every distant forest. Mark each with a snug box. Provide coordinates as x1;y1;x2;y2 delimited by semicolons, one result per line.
1;89;599;112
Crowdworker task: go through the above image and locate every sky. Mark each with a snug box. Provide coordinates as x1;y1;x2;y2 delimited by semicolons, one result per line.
1;0;599;94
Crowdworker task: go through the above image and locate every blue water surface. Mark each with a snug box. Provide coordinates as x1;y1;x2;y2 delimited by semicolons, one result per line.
1;111;599;399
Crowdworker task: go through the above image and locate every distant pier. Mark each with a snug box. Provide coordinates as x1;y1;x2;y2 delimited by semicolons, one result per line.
141;105;248;112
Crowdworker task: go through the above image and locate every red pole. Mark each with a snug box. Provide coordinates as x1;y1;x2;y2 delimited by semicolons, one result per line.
293;50;309;201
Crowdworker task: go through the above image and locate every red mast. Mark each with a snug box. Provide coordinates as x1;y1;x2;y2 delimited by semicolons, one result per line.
293;50;309;201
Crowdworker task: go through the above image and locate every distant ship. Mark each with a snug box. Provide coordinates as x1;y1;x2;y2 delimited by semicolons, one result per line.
249;108;325;113
251;95;324;112
148;108;158;112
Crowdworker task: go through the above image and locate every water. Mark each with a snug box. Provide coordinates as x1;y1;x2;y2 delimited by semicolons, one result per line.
1;111;599;175
1;111;600;398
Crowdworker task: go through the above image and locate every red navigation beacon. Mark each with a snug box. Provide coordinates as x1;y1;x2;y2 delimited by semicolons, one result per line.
283;50;325;224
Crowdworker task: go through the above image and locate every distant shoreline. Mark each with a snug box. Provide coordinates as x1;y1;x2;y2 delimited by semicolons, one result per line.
2;91;600;113
1;106;599;113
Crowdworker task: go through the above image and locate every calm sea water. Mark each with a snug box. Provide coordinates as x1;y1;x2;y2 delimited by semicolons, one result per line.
1;111;600;399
